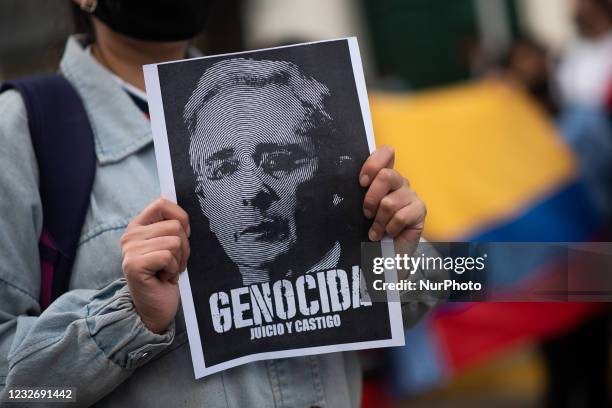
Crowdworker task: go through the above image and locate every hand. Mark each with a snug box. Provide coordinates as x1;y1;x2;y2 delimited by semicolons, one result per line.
120;198;191;334
360;145;426;245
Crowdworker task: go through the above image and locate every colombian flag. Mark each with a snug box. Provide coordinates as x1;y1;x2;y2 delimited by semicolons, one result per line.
370;81;608;393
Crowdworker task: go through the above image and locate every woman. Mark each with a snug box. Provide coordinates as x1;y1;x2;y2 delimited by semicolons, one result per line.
0;1;433;406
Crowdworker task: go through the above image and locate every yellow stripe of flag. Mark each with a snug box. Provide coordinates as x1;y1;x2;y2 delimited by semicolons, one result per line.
370;81;577;240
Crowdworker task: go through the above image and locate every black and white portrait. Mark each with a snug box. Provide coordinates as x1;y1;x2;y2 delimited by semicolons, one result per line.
184;57;365;286
145;38;404;378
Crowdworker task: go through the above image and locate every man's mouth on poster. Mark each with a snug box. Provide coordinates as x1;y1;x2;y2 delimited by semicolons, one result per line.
236;217;290;243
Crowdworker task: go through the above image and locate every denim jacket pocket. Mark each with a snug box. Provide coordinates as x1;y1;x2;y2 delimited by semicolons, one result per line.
71;216;132;290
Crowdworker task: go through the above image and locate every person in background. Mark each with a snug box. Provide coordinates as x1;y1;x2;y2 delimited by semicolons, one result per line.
556;0;612;110
499;34;612;219
498;36;559;116
498;34;612;408
0;0;439;406
558;0;612;219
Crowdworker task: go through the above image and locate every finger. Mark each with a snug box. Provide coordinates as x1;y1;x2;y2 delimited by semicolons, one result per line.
394;226;424;245
159;267;180;284
123;235;183;270
142;221;190;272
148;250;180;280
131;219;188;242
132;198;190;237
121;220;190;272
363;168;406;219
385;201;426;237
368;187;414;241
359;145;395;187
179;238;191;273
125;249;179;282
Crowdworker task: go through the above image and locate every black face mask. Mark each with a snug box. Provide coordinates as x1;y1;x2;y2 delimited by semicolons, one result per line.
92;0;209;42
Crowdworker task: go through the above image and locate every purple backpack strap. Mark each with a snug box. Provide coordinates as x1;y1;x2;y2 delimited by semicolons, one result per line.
1;75;96;311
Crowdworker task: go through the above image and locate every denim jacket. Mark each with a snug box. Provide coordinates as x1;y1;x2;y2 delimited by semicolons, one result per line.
0;35;444;407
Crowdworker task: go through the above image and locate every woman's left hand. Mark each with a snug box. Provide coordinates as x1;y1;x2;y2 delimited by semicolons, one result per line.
360;145;426;244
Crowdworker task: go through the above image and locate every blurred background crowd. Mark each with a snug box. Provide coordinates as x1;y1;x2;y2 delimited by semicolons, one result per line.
1;0;611;407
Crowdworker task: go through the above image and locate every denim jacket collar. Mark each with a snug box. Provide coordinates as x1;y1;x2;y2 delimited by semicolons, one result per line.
59;35;153;165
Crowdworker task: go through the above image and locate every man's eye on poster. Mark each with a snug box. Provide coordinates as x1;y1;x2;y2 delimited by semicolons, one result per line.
144;38;404;379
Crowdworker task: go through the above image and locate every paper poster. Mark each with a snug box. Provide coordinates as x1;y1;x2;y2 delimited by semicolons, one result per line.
144;37;404;379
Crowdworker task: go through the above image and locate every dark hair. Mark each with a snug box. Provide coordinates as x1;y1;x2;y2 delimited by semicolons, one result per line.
592;0;612;18
70;2;95;39
499;36;547;69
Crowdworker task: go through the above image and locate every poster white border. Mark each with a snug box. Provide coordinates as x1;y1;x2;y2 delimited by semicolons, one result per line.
144;37;405;379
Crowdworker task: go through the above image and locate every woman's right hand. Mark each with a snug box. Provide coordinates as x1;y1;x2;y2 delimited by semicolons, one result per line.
120;198;191;334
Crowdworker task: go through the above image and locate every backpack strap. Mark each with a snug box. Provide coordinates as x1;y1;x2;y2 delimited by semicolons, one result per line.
1;74;96;311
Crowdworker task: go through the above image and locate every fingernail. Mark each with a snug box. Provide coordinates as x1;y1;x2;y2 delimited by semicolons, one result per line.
368;228;379;241
360;174;370;187
363;209;373;219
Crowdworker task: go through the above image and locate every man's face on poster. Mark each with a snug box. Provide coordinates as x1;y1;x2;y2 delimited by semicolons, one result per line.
191;84;321;269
